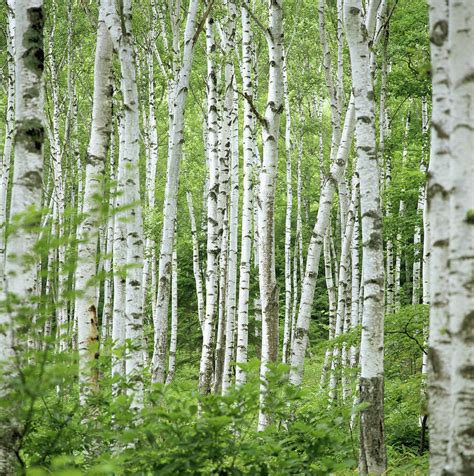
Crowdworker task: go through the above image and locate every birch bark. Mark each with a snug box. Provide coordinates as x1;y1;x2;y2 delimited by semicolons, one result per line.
444;1;474;472
165;246;178;385
104;0;145;408
257;0;284;431
199;15;221;394
426;4;451;470
153;0;200;384
282;50;293;365
0;0;44;470
187;192;204;329
75;3;113;400
235;0;256;386
344;0;386;472
0;0;15;286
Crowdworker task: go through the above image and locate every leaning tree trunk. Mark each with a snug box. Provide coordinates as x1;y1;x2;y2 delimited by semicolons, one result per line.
344;0;387;473
289;98;355;386
74;2;113;402
257;0;284;431
152;0;200;384
0;0;44;471
426;1;451;472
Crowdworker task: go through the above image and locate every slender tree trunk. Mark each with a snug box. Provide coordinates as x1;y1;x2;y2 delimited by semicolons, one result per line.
112;114;127;387
222;89;239;394
0;0;15;286
199;15;220;394
257;0;284;431
165;246;178;385
320;229;337;389
75;3;113;401
282;50;293;365
152;0;200;384
101;128;116;342
329;174;359;402
235;0;256;386
187;192;205;330
344;1;387;472
350;212;360;368
412;97;428;306
394;113;410;310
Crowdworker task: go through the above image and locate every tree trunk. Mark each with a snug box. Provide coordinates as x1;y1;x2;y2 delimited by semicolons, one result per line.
0;0;15;286
235;0;257;386
165;246;178;385
0;0;44;470
153;0;200;384
75;2;113;401
444;1;474;472
344;0;387;473
257;0;284;431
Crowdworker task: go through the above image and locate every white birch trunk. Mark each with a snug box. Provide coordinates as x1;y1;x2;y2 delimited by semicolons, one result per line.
444;1;474;472
75;3;113;401
257;0;284;431
426;2;451;469
320;229;337;389
101;128;116;342
112;115;127;386
412;98;428;305
350;212;360;367
187;192;205;330
153;0;199;384
394;113;410;310
235;0;256;386
329;174;359;402
0;1;44;470
282;50;293;365
104;0;145;408
344;1;386;472
165;246;178;385
199;15;220;394
0;0;15;286
222;89;239;394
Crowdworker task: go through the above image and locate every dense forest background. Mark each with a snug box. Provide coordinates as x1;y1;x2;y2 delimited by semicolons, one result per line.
0;0;472;474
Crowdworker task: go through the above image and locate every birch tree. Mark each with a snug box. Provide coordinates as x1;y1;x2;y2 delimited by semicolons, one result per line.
344;0;386;472
199;13;221;394
444;1;474;472
257;0;284;430
426;0;451;470
104;0;145;407
235;0;257;386
0;0;44;470
74;1;113;400
0;0;15;286
152;0;200;384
